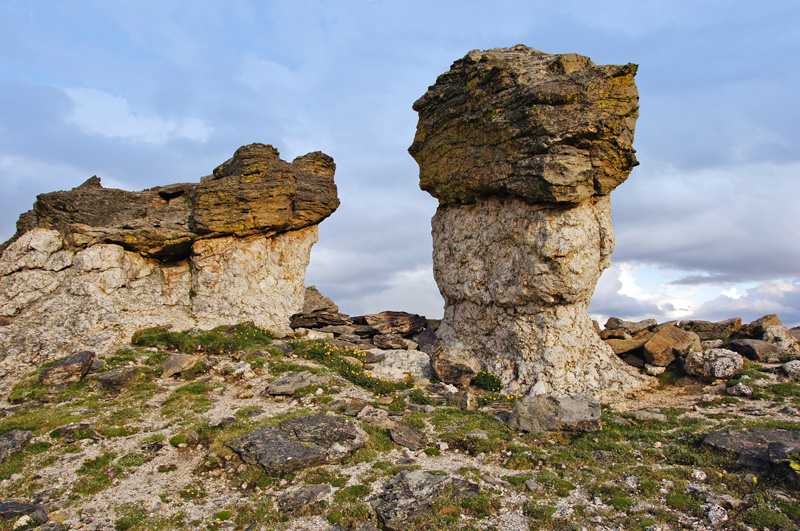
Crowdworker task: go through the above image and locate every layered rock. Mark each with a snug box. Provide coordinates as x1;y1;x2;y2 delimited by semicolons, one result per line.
411;45;652;399
0;144;337;374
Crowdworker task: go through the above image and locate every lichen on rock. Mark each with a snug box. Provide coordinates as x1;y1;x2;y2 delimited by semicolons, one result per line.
411;45;653;400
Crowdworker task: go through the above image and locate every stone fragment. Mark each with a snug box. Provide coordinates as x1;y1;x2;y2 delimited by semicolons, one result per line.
0;500;44;520
357;406;394;429
160;354;199;379
507;394;602;433
414;327;438;355
265;371;332;396
762;325;800;354
39;351;94;386
277;485;331;514
357;311;427;338
225;414;367;474
727;382;753;397
742;314;783;338
302;286;339;315
429;347;477;387
644;364;666;376
447;388;478;411
679;318;742;340
364;349;433;382
727;339;780;361
632;410;668;422
684;349;744;382
783;360;800;380
0;430;32;464
599;329;632;340
604;338;647;355
704;428;800;487
93;367;138;392
643;325;701;367
373;334;407;350
389;425;427;451
605;318;658;336
371;470;474;531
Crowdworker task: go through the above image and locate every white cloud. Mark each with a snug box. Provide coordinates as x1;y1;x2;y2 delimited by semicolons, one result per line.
63;88;211;144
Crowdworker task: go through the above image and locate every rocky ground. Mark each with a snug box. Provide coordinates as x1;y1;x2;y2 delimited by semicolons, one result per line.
2;312;800;531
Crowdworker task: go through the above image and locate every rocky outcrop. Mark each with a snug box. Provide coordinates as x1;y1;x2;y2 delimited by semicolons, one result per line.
0;144;337;375
410;45;651;400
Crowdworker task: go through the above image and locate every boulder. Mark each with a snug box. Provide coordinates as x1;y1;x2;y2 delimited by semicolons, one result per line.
604;338;647;356
762;325;800;355
642;325;701;367
356;311;427;338
277;485;331;514
0;430;32;464
507;394;602;433
357;405;395;429
389;425;428;451
39;351;94;386
704;428;800;488
370;470;478;531
0;144;339;377
93;367;139;392
225;414;367;474
679;318;742;340
373;334;407;350
301;286;338;315
264;371;332;396
737;314;783;338
411;45;652;400
684;348;744;382
790;327;800;342
605;318;658;336
0;499;44;521
727;339;780;362
161;354;200;378
364;349;433;382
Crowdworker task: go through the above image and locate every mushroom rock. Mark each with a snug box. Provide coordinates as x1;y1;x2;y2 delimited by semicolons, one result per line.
0;144;338;373
410;45;653;400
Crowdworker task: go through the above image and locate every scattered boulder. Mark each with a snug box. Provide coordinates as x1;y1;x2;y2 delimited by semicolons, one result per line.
704;428;800;487
93;367;139;392
357;405;395;429
356;311;427;338
302;286;338;315
762;325;800;354
727;382;754;397
389;425;427;451
160;354;200;379
290;286;352;329
429;347;477;388
414;327;438;355
0;430;32;464
605;318;657;336
507;394;602;433
39;351;94;386
364;349;433;383
643;325;701;367
373;334;407;350
727;339;780;362
784;360;800;381
370;470;478;531
604;338;647;356
684;349;744;382
0;499;44;521
743;314;783;338
679;318;742;340
225;414;367;474
277;484;331;514
265;371;332;396
789;327;800;342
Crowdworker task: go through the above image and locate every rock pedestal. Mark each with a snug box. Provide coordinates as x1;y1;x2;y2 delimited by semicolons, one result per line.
410;45;652;400
0;144;337;376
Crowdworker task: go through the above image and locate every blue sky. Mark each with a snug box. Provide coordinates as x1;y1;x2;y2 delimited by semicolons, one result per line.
2;0;799;326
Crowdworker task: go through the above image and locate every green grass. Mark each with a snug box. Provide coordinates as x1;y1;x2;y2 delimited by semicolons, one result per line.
131;323;273;355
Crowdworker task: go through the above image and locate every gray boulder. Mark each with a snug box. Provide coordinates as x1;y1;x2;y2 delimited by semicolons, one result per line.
264;371;332;396
507;394;602;433
160;354;200;379
39;351;94;386
225;414;367;474
389;425;427;451
727;339;780;362
277;484;331;514
684;348;743;382
679;318;742;340
0;430;33;464
94;367;139;392
784;360;800;380
704;428;800;488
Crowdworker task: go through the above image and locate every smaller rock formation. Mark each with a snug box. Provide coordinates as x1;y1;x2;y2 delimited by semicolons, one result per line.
507;394;602;433
684;348;744;382
0;144;338;376
705;428;800;488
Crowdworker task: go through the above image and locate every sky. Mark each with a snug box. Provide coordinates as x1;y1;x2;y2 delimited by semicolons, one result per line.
1;0;799;327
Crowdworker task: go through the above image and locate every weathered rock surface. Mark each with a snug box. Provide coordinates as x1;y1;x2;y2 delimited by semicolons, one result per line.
684;348;744;382
264;371;332;396
642;325;701;367
39;351;94;386
411;46;651;400
160;354;200;379
93;367;138;392
364;349;433;383
679;318;742;340
389;424;427;451
0;144;337;377
370;470;479;531
727;339;780;362
277;485;331;514
356;311;427;338
605;318;657;336
0;430;32;464
704;428;800;487
224;414;367;474
507;394;602;433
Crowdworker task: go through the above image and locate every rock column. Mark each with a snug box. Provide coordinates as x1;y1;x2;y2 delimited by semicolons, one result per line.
409;45;652;400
